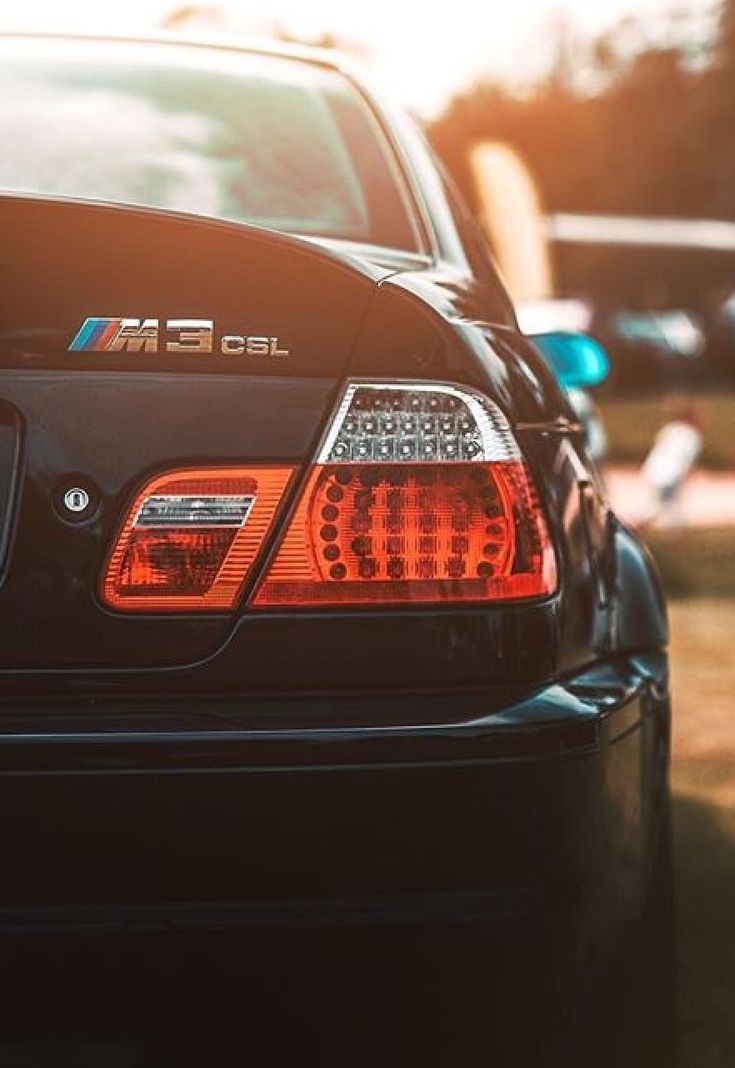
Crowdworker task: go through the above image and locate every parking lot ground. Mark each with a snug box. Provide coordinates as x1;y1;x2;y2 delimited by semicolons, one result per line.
670;599;735;1068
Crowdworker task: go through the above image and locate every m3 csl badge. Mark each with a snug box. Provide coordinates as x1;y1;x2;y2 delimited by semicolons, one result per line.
68;318;290;357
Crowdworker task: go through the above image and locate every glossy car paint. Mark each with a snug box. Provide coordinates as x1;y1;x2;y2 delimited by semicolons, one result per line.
0;35;669;1020
0;195;664;683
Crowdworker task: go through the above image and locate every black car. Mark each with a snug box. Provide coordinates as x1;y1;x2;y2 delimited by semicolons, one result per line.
0;33;671;1066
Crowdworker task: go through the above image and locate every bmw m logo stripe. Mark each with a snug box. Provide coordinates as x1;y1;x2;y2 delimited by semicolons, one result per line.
68;317;125;352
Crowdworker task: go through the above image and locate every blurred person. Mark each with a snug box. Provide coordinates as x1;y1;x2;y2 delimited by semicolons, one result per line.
639;396;703;529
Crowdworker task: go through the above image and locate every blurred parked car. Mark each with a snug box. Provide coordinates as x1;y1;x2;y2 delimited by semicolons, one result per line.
516;298;608;464
595;307;706;392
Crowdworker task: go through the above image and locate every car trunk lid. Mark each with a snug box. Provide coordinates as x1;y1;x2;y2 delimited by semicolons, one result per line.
0;195;379;668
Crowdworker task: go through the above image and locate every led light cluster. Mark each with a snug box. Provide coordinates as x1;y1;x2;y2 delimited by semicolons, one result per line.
309;463;513;583
320;384;520;464
253;382;556;607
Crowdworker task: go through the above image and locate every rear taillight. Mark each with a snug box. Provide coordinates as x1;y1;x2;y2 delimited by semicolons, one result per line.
102;467;293;612
252;383;556;607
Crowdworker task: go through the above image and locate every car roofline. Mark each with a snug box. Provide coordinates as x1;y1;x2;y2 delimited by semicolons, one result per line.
0;29;347;73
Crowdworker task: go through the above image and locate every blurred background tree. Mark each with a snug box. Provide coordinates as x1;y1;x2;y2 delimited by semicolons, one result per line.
430;0;735;308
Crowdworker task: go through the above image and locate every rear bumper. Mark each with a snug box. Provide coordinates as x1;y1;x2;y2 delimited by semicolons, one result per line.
0;654;669;946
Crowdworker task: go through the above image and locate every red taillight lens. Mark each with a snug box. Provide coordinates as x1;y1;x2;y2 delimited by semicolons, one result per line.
252;383;556;608
102;466;294;612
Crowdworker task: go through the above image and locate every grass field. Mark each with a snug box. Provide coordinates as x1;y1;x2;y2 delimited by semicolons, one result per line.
646;527;735;599
600;395;735;1065
669;599;735;1067
600;391;735;470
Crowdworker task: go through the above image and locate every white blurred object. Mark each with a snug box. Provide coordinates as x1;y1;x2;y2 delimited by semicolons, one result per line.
468;142;554;304
548;213;735;252
640;420;703;528
515;298;593;335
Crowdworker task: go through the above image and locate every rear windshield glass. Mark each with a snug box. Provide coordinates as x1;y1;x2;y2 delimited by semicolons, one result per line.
0;39;420;251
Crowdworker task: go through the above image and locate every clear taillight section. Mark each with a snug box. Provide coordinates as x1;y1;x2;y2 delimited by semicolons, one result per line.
253;383;556;607
318;382;520;464
102;467;293;612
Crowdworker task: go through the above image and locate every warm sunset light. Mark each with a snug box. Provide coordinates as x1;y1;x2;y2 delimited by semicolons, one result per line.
2;0;735;1057
0;0;712;114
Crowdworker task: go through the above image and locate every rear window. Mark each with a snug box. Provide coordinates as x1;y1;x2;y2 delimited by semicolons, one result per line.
0;39;421;252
